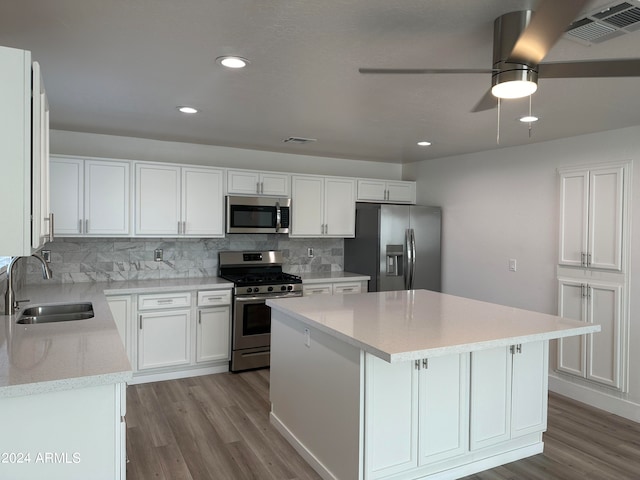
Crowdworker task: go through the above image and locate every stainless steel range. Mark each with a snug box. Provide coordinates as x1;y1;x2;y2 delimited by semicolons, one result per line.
219;250;302;372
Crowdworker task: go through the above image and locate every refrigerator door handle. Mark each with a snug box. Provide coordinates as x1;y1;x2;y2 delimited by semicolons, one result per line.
404;229;412;290
409;228;416;289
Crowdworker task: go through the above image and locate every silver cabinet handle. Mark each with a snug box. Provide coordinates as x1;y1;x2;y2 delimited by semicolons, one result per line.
257;181;260;194
198;310;201;325
157;299;174;304
587;253;592;267
414;360;420;370
85;219;89;234
139;315;143;330
422;358;428;369
78;219;83;234
325;224;329;235
261;182;264;194
178;221;181;235
182;221;187;235
45;213;55;242
581;252;586;267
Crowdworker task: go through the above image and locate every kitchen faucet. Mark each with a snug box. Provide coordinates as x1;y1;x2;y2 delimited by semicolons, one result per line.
4;253;52;315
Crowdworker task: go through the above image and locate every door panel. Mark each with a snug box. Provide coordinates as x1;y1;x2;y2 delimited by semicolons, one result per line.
587;283;621;388
379;205;410;292
589;167;623;270
410;206;441;292
559;171;589;267
557;280;586;377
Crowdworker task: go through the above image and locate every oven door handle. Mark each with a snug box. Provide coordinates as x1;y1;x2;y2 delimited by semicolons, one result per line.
235;293;302;303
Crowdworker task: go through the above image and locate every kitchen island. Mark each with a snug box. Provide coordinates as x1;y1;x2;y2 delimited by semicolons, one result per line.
267;289;599;480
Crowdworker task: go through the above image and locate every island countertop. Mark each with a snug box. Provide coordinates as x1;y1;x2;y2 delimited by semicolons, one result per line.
267;289;600;362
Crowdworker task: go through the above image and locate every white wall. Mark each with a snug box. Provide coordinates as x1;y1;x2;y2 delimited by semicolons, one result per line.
403;125;640;416
51;130;402;179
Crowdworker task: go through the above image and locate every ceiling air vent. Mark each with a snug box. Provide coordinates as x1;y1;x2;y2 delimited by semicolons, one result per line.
283;137;317;144
565;0;640;44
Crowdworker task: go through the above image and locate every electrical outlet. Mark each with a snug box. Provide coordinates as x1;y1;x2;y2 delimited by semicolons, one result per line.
154;249;163;262
509;258;517;272
307;247;314;257
304;328;311;347
41;250;51;263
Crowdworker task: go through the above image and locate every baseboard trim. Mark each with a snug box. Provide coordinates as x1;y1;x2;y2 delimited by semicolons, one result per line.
549;375;640;422
129;364;228;384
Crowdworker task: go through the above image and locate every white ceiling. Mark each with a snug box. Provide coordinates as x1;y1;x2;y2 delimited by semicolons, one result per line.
1;0;639;164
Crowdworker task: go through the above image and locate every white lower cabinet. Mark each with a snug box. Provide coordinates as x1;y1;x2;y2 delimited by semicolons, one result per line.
302;280;366;296
557;278;623;389
196;306;231;363
0;382;126;480
138;308;191;370
365;353;469;479
470;341;548;451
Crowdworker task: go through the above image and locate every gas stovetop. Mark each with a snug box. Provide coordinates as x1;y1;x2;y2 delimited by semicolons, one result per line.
219;250;303;295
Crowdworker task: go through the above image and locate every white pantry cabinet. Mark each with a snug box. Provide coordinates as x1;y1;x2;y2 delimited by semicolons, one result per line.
469;341;548;451
357;179;416;204
0;46;51;256
557;278;623;389
50;157;131;236
558;165;626;271
290;175;355;237
364;353;469;479
135;163;224;237
227;169;290;196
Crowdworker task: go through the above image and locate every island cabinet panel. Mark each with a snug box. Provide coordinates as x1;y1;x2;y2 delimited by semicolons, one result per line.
364;353;469;479
470;341;548;451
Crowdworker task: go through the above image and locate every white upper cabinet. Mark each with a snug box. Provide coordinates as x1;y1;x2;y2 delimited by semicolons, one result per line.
227;169;290;196
559;165;625;271
135;163;224;237
357;179;416;204
0;46;51;255
290;175;355;237
51;157;131;236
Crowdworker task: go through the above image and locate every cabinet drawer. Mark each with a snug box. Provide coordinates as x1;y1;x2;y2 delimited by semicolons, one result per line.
333;282;362;295
197;290;232;306
303;284;333;296
138;292;191;310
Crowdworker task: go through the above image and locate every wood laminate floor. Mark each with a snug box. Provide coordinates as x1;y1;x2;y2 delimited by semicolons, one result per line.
126;370;640;480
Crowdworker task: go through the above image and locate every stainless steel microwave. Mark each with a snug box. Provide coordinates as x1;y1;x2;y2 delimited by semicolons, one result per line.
226;196;291;234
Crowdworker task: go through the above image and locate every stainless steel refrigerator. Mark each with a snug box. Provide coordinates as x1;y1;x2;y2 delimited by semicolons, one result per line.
344;203;441;292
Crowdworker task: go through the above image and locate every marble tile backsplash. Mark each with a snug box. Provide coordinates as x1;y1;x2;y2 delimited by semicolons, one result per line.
25;235;344;284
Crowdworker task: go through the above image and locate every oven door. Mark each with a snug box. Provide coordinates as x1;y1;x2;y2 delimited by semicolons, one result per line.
233;292;300;350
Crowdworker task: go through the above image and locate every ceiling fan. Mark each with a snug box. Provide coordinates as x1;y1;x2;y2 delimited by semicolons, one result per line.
359;0;640;112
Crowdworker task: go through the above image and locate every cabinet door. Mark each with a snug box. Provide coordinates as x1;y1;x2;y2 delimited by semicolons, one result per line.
365;354;418;479
31;61;50;250
138;309;191;370
324;177;355;237
50;157;84;235
227;170;261;195
557;279;587;377
511;341;548;438
261;172;290;196
291;176;324;236
587;282;622;388
182;167;224;237
589;167;624;271
135;163;180;235
469;347;512;450
419;354;469;465
196;306;230;363
357;179;387;202
387;181;416;204
85;160;130;235
558;170;589;267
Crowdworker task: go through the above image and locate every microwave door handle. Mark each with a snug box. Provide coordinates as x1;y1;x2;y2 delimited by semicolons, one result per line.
275;201;281;232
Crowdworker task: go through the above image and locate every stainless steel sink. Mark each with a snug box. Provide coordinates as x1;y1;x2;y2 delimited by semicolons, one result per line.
17;302;94;324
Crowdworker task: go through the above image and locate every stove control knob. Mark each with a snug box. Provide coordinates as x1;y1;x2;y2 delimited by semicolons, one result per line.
268;286;273;292
253;287;260;293
280;286;287;291
287;285;293;291
246;288;252;293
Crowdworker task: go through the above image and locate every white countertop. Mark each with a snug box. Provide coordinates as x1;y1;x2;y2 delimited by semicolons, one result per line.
296;271;370;284
0;277;233;398
267;289;600;362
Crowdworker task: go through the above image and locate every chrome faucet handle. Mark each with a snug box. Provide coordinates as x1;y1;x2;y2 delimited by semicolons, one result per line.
14;299;30;308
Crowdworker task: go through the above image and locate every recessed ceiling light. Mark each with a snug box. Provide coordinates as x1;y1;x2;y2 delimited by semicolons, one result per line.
417;141;432;146
178;106;198;114
216;56;249;69
519;115;539;123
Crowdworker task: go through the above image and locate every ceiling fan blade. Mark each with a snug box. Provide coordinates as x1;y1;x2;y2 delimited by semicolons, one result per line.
508;0;588;65
539;59;640;78
471;89;497;113
358;68;495;74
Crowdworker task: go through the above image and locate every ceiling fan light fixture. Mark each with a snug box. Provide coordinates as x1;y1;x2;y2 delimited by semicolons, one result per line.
491;79;538;99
